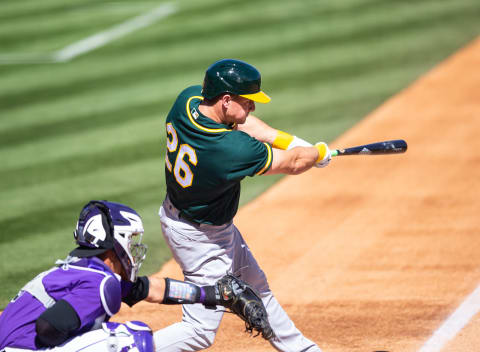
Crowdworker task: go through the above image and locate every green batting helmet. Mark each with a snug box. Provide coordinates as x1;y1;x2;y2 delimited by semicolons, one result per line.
202;59;271;104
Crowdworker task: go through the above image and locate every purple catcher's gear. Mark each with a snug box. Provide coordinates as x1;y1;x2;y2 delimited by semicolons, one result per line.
0;256;125;350
71;200;147;282
104;321;154;352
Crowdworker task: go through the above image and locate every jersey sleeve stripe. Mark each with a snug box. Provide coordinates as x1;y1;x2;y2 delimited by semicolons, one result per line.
256;143;273;175
100;276;115;316
186;96;231;133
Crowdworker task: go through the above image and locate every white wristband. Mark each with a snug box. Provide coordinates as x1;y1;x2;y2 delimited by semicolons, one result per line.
287;136;313;150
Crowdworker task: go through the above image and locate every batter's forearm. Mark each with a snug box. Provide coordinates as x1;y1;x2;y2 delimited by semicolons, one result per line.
265;147;316;175
265;143;330;175
286;147;320;174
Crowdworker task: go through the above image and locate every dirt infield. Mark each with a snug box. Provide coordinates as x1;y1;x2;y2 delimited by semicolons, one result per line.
115;37;480;352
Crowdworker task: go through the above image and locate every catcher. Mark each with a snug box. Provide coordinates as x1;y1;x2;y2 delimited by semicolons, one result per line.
0;200;271;352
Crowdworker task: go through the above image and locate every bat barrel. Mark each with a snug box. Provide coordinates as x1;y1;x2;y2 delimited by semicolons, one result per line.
331;139;407;156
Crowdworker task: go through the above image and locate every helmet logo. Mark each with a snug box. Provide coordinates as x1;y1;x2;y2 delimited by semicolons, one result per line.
83;214;107;245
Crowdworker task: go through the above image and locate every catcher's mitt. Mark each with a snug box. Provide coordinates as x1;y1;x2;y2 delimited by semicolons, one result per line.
216;274;274;340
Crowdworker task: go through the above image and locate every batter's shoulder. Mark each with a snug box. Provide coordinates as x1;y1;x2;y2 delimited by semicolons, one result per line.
177;85;203;102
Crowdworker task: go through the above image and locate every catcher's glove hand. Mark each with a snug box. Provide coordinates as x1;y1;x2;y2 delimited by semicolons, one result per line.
215;274;274;340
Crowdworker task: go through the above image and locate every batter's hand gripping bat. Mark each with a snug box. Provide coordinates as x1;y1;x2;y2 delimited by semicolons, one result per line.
330;139;407;157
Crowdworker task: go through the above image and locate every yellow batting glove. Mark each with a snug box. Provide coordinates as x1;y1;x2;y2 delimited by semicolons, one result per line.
315;142;331;168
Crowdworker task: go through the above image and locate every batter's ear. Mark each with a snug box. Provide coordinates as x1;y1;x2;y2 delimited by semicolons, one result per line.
221;94;233;108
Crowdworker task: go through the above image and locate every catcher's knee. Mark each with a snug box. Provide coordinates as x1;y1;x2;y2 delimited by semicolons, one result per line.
103;321;154;352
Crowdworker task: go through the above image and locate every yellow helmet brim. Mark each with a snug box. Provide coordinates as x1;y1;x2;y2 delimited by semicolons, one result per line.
239;90;271;104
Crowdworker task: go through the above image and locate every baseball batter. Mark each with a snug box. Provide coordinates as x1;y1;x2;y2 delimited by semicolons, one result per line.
0;200;260;351
154;59;331;351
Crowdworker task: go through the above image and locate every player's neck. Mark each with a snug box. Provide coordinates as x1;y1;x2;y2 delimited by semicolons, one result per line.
99;250;124;277
198;102;226;125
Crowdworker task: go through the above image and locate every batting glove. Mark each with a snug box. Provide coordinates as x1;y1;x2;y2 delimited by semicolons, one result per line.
314;142;331;168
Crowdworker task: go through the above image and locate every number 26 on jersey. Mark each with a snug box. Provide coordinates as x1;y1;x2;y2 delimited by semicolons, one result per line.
165;123;197;188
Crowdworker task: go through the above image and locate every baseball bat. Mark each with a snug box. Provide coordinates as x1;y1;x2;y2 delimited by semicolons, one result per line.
330;139;407;157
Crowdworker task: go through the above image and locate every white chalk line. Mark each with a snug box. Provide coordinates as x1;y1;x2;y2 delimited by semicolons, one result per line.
417;283;480;352
0;2;176;65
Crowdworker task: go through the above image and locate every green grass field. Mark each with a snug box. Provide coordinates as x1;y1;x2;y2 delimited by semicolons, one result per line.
1;0;479;309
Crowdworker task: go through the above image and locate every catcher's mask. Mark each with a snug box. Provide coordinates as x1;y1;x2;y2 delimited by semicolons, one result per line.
71;200;147;282
202;59;271;104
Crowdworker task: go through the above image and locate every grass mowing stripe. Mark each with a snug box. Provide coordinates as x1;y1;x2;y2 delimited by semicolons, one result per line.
0;78;176;133
0;0;98;21
0;0;472;77
239;6;480;67
1;158;163;222
0;11;137;51
0;0;221;25
0;0;433;87
262;36;459;92
0;2;160;35
108;0;478;70
1;0;477;111
1;204;82;246
0;4;177;62
0;139;163;191
103;0;387;50
0;0;233;52
95;0;479;56
0;100;165;148
0;183;166;245
54;3;177;63
1;0;476;97
1;117;163;170
0;1;386;85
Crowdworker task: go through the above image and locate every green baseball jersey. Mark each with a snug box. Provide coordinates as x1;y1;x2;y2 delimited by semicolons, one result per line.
163;85;273;225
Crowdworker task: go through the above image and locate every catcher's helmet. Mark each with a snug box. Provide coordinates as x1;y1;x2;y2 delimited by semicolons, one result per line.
71;200;147;282
202;59;271;103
